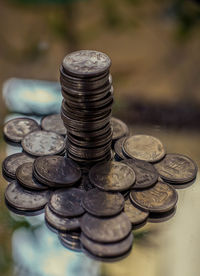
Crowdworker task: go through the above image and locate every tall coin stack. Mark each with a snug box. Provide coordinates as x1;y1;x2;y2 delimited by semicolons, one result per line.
60;50;113;164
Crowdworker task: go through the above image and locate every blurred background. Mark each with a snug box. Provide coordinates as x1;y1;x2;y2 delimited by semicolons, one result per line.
0;0;200;275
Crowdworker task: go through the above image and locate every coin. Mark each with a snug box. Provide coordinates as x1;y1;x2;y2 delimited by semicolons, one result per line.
81;188;124;217
78;175;94;191
89;161;135;192
148;207;176;223
49;188;85;217
16;162;48;191
45;205;80;232
59;232;81;252
3;117;40;143
122;159;158;189
124;198;149;226
111;117;129;142
80;232;133;258
81;212;132;243
130;182;178;213
123;135;166;163
5;180;51;211
22;130;65;157
2;152;35;179
154;153;197;184
114;137;127;160
62;50;111;77
33;156;81;187
41;114;66;136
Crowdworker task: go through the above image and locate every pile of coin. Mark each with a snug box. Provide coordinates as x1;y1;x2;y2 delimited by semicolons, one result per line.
60;50;113;164
2;50;198;262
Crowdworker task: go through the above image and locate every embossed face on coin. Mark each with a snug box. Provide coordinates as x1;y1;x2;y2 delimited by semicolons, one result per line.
62;50;111;77
22;130;65;157
34;156;81;187
81;212;132;243
154;153;197;184
122;159;158;189
3;118;40;143
123;135;165;163
81;188;124;217
130;182;178;213
41;114;66;136
2;152;35;179
89;161;135;192
111;117;129;141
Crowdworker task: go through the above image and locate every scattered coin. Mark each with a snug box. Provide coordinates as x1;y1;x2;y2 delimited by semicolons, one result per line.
81;188;124;217
81;212;132;243
33;156;81;187
62;50;111;77
154;153;198;184
21;130;65;157
16;162;48;190
49;188;85;217
114;137;127;160
45;204;80;232
5;180;51;211
80;232;133;258
3;117;40;143
89;161;135;192
41;114;66;136
111;117;129;142
123;135;165;163
122;159;158;189
2;152;35;179
124;198;149;226
130;182;178;213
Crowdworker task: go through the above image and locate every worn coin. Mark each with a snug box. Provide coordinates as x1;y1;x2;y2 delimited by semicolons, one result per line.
124;198;149;225
122;159;158;189
16;162;48;190
3;117;40;143
111;117;129;142
130;182;178;213
49;188;85;217
41;114;66;136
123;135;165;163
154;153;197;184
62;50;111;77
89;161;135;192
114;137;127;160
80;232;133;258
2;152;35;179
148;207;176;223
81;188;124;217
5;199;44;217
59;232;81;252
45;205;80;232
34;156;81;187
81;212;132;243
5;180;51;211
21;130;65;157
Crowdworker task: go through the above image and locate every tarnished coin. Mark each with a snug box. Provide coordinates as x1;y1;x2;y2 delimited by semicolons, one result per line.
21;130;65;157
81;188;124;217
2;152;35;179
130;182;178;213
124;198;149;225
123;135;165;163
5;180;51;211
80;232;133;258
41;114;66;136
122;159;158;189
34;156;81;187
59;232;81;252
114;137;127;160
81;212;132;243
89;161;135;192
111;117;129;141
62;50;111;77
154;153;197;184
49;188;85;217
45;205;80;232
148;207;176;223
78;175;94;191
5;199;44;217
3;117;40;143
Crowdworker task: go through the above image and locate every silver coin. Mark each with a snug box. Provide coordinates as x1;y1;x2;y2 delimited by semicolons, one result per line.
41;114;66;136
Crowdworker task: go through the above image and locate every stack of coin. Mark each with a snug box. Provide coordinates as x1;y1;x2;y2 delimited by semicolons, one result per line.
60;50;113;164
